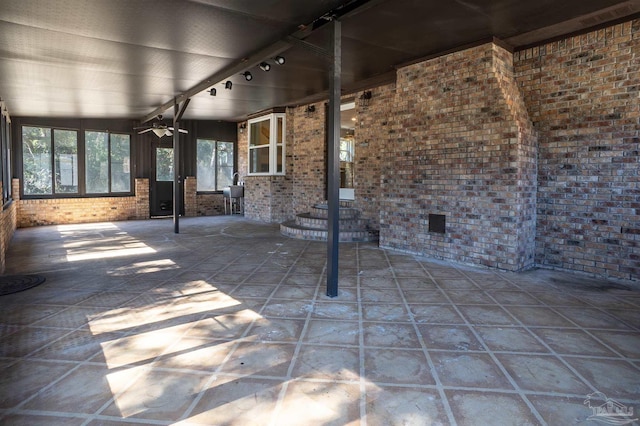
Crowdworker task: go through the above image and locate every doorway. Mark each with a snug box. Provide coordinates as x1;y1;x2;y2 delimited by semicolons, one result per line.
340;101;356;200
150;144;175;217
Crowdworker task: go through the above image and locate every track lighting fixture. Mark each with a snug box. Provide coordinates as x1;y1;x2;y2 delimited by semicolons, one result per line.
242;71;253;81
225;81;233;90
259;62;271;72
209;88;216;96
274;56;285;65
305;104;316;117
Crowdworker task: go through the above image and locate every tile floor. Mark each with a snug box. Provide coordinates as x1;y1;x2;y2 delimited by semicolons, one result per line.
0;216;638;425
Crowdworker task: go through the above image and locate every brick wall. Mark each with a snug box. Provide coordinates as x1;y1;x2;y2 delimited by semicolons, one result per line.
379;42;536;271
244;176;290;223
0;196;17;274
184;176;197;217
15;178;150;228
515;20;640;280
353;84;396;228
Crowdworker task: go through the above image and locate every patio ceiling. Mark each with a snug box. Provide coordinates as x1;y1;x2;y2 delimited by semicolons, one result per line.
1;0;639;122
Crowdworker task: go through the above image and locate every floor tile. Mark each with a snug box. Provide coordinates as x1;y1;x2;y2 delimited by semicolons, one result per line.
447;390;541;426
99;369;210;421
304;319;360;346
361;303;411;322
0;326;71;358
531;328;617;357
589;330;640;358
563;357;640;401
457;306;516;326
504;306;576;327
474;326;548;353
528;395;607;426
364;348;434;385
291;345;360;380
274;380;361;426
246;317;306;343
262;299;313;318
409;304;465;324
219;342;295;377
496;354;592;394
417;324;483;351
153;338;235;371
0;414;86;425
312;302;359;320
22;364;116;414
180;376;283;425
558;307;633;330
430;352;513;389
362;322;421;348
366;385;449;426
0;359;76;409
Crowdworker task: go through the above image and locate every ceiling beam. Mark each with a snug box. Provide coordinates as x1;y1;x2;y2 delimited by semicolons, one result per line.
140;0;383;123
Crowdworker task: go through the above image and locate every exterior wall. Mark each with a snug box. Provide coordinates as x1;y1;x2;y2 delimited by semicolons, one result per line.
244;176;290;223
515;20;640;280
0;186;17;273
15;178;149;227
353;84;396;229
380;42;536;271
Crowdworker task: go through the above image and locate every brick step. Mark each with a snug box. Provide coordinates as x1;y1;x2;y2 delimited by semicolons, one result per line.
295;213;368;231
280;220;378;243
310;204;360;220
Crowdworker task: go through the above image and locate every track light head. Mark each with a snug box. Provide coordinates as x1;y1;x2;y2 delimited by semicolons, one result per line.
274;56;285;65
225;81;233;90
242;71;253;81
259;62;271;72
209;88;216;96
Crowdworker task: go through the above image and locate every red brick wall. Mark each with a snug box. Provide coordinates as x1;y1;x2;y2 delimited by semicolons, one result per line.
380;42;537;271
515;20;640;280
15;178;150;228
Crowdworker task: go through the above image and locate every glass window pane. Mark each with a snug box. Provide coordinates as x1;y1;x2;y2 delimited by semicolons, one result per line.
196;139;216;191
54;129;78;194
85;131;109;193
277;117;283;144
217;141;234;188
249;147;270;173
110;134;130;192
22;126;52;195
249;120;270;147
156;147;173;182
276;146;283;173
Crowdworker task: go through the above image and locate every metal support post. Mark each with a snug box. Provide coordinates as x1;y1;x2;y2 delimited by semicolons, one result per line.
326;19;341;298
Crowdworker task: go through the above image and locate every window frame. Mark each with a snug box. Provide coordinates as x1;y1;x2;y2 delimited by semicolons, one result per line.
196;138;235;193
19;124;133;199
0;104;11;205
84;130;132;195
247;113;286;176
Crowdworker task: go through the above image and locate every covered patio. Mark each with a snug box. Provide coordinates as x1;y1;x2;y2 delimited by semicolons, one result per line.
0;217;638;425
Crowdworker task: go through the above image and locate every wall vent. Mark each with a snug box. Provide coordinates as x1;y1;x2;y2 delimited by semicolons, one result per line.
428;214;446;234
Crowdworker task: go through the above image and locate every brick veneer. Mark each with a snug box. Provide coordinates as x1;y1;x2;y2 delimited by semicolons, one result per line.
0;192;17;274
15;178;150;228
379;42;537;271
515;20;640;280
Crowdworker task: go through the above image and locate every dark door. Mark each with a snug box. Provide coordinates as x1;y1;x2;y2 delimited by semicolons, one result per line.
151;145;174;216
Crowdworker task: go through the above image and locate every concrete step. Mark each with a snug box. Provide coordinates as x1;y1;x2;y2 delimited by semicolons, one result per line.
310;204;360;220
295;213;368;231
280;220;378;243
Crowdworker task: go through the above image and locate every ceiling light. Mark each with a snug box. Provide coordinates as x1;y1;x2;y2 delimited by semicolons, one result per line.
274;56;285;65
242;71;253;81
152;128;167;138
225;81;233;90
209;88;216;96
259;62;271;72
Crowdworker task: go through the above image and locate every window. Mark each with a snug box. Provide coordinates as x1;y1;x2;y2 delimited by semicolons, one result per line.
155;147;173;182
196;139;234;191
1;105;11;204
21;126;131;197
85;131;131;194
22;126;78;195
248;113;285;175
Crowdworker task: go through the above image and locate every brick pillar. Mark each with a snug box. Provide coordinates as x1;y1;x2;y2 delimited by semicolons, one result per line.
11;178;20;201
184;176;197;217
135;178;149;220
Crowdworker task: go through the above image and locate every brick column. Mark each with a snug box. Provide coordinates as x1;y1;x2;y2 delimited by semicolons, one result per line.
184;176;197;217
135;178;149;220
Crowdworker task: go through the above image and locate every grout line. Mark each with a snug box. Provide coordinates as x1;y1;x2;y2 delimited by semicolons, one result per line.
384;250;458;426
269;241;323;426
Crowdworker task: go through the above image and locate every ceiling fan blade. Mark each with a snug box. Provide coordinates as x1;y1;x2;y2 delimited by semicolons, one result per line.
138;128;153;134
167;127;189;134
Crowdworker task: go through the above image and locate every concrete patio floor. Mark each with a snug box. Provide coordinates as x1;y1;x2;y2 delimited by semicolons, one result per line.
0;216;638;425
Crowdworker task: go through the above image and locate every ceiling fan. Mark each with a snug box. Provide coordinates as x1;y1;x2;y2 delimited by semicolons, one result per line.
135;115;188;138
